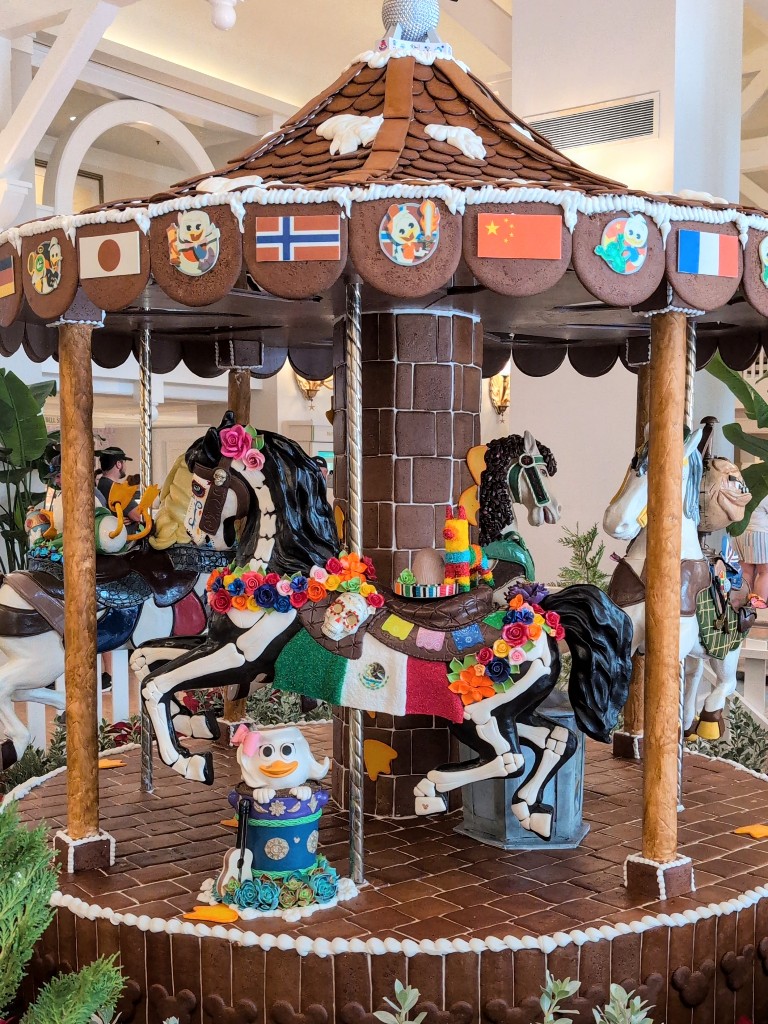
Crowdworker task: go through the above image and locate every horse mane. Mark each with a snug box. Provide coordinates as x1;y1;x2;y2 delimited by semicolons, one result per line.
479;434;557;546
631;437;703;525
185;419;340;574
149;453;194;551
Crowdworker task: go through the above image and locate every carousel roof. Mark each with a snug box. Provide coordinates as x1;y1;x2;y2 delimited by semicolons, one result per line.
2;10;768;380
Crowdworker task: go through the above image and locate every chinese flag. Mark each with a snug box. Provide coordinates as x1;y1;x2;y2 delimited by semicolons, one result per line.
477;213;562;260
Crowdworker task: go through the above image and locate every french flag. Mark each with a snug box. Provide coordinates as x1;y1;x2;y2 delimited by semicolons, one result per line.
677;229;740;278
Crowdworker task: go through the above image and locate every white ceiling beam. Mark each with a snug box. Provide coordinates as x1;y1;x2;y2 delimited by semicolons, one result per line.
0;0;74;39
743;68;768;118
446;0;512;67
32;40;280;136
0;0;141;177
740;173;768;209
741;136;768;172
743;40;768;73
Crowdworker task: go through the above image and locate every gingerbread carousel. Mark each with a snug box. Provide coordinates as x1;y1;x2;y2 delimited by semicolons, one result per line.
6;1;768;1021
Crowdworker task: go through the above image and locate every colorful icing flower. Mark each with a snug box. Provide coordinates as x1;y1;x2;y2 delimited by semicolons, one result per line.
275;579;292;596
220;424;252;461
242;447;265;472
486;657;512;683
450;664;495;705
360;583;375;597
291;575;309;593
206;569;224;591
476;647;494;665
211;577;223;592
310;566;329;584
311;871;338;904
516;607;535;625
228;577;246;596
326;557;344;575
209;590;232;614
274;595;292;613
235;880;258;908
503;623;528;648
255;879;280;912
231;594;249;611
343;576;361;593
555;624;566;642
367;592;385;608
241;572;260;595
246;596;261;612
223;574;237;586
508;594;524;611
255;584;276;608
528;624;543;641
344;553;369;578
306;580;326;602
278;886;299;910
545;611;560;629
493;639;511;659
296;882;315;907
362;556;377;580
507;580;550;606
290;590;309;609
510;647;526;665
265;572;280;586
398;569;417;586
325;574;341;591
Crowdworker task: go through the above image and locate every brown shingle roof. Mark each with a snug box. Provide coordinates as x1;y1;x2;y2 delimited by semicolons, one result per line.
171;55;628;197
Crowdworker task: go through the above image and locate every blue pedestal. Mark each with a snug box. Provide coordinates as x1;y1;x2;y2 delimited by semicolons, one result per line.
456;692;589;850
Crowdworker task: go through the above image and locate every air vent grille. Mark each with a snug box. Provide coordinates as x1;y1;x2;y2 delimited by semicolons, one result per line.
529;96;656;150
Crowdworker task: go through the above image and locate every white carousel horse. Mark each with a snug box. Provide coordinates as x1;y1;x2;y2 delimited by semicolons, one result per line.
133;416;632;844
0;458;232;769
603;428;746;740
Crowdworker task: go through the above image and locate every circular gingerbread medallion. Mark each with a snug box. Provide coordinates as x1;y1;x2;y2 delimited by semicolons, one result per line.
379;200;440;267
150;208;242;307
742;229;768;317
665;221;742;311
21;232;78;319
78;221;150;312
572;212;665;306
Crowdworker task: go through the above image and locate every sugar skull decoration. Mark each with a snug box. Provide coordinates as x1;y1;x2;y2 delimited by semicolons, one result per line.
380;199;440;266
167;210;221;277
321;591;374;642
594;214;649;275
27;236;62;295
208;724;348;918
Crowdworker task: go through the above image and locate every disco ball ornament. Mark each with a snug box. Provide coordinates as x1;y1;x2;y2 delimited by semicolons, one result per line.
382;0;442;41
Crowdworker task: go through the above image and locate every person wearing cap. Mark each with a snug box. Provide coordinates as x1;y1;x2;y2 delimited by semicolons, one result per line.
96;447;142;524
313;455;329;482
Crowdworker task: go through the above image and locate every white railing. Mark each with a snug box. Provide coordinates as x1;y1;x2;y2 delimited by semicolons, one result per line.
742;350;768;383
739;636;768;729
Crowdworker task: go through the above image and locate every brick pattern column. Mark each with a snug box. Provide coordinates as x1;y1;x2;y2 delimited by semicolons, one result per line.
332;311;483;818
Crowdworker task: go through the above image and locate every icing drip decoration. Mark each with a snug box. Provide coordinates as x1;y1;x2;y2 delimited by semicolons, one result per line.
317;114;384;156
425;124;486;161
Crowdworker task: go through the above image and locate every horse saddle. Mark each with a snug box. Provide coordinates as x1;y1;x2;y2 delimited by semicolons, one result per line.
299;585;501;664
608;557;710;617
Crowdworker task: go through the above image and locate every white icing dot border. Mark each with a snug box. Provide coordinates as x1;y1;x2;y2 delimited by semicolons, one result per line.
9;743;768;959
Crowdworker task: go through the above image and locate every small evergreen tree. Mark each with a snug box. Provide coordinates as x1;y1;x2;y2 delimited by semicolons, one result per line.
556;523;610;591
0;803;123;1023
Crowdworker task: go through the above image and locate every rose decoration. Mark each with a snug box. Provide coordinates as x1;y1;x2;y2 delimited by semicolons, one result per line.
231;594;249;611
276;579;292;597
555;624;566;641
528;624;542;641
228;577;245;596
309;566;328;583
326;557;344;575
503;623;527;647
362;555;377;580
486;657;512;683
265;572;280;586
398;569;417;586
493;639;510;659
290;590;309;609
306;580;326;602
255;584;276;608
242;447;265;472
545;611;560;628
367;592;385;608
325;574;341;591
210;590;232;614
343;576;361;593
220;424;252;461
241;573;260;595
291;575;309;593
274;595;291;613
510;647;526;665
476;647;494;665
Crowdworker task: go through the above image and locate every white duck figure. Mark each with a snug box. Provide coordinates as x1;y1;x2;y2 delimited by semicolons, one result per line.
382;0;457;43
234;724;330;804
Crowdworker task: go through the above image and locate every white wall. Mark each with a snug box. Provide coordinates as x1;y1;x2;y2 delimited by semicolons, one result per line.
480;361;638;585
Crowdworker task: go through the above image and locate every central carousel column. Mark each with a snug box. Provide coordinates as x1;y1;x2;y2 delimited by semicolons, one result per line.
332;310;483;817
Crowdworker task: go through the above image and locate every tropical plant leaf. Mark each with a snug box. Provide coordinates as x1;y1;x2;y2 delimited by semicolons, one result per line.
0;370;51;466
722;422;768;463
28;380;56;409
706;353;768;428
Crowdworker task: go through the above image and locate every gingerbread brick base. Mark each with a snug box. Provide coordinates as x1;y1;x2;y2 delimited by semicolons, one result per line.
613;730;644;760
625;853;695;900
54;830;115;873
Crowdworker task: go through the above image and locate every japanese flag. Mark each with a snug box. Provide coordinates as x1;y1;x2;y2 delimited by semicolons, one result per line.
78;232;141;279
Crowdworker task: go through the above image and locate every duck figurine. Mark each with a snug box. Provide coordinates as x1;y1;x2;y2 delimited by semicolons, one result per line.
382;0;458;43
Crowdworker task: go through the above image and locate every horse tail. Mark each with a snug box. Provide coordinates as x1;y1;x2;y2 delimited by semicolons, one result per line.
541;585;633;742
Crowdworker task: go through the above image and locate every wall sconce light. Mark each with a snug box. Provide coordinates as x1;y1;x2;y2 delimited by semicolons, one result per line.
488;370;511;420
294;371;333;410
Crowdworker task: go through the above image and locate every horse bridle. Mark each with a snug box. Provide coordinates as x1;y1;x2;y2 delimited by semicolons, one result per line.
509;453;552;508
195;458;250;537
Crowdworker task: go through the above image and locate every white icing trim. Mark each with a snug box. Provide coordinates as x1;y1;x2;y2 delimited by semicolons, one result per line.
351;36;458;69
4;184;767;251
49;309;106;329
316;114;383;156
55;829;116;872
634;284;706;319
0;742;140;809
623;854;694;901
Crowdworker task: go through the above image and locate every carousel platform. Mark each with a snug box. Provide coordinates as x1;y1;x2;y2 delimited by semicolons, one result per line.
13;723;768;1024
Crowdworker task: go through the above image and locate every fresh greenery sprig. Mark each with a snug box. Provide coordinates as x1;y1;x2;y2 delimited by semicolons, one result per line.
592;983;654;1024
556;523;610;591
540;972;580;1024
373;981;426;1024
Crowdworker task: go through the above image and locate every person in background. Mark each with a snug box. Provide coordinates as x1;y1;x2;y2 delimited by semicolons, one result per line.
313;455;329;483
733;493;768;609
96;446;142;525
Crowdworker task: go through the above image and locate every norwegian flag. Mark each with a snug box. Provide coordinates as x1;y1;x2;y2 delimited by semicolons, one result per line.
254;215;341;262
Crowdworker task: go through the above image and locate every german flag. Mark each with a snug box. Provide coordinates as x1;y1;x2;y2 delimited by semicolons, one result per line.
0;256;14;299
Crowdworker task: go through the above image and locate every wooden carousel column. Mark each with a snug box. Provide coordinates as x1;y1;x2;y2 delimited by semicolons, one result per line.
625;312;693;899
613;363;650;760
54;321;114;871
223;367;252;726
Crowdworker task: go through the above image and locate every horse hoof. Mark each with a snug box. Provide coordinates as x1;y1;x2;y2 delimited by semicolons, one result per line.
414;778;437;798
529;812;553;840
1;739;18;770
697;711;725;741
184;752;214;786
684;718;700;741
415;794;447;815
